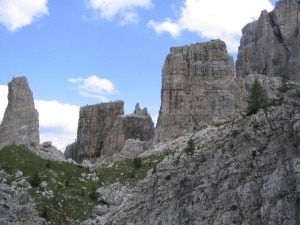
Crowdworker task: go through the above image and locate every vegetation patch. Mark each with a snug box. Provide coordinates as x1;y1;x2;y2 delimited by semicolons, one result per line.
0;145;167;225
247;78;269;115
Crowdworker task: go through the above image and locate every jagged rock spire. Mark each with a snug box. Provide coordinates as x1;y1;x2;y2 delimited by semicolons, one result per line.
0;76;39;150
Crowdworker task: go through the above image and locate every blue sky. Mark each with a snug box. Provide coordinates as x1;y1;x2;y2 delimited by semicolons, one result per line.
0;0;276;150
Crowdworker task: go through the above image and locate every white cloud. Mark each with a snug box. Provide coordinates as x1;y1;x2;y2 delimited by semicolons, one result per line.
148;19;181;38
78;91;109;102
69;75;116;101
35;100;79;133
148;0;274;52
0;85;8;123
86;0;152;25
119;11;139;26
0;0;49;32
35;100;79;151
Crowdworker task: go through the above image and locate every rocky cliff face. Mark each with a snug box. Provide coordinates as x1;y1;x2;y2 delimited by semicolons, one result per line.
103;104;154;156
237;0;300;83
65;101;124;162
0;77;39;150
154;40;245;143
65;102;154;163
82;89;300;225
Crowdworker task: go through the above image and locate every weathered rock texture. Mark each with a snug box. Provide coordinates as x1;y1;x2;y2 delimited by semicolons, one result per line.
103;103;154;156
237;0;300;83
154;40;245;143
65;101;124;162
0;170;47;225
0;77;39;150
82;89;300;225
65;102;154;163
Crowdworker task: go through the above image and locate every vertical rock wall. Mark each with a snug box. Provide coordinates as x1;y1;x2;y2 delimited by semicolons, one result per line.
65;102;154;163
0;77;39;149
65;101;124;162
154;40;245;143
236;0;300;82
103;104;154;156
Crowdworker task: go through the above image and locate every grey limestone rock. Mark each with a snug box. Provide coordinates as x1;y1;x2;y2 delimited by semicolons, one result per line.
0;77;39;150
237;0;300;83
103;105;154;156
65;102;154;163
0;170;47;225
65;101;124;163
154;40;246;143
86;89;300;225
36;142;66;162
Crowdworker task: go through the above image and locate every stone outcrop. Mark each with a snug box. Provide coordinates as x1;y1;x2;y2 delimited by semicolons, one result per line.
65;101;124;162
154;40;246;143
237;0;300;83
0;170;47;225
82;89;300;225
103;103;154;156
0;77;39;150
65;102;154;163
36;141;66;162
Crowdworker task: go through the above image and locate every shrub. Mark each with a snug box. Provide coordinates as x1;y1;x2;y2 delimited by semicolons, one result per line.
129;169;136;178
65;179;70;187
28;172;42;188
184;138;195;155
247;78;268;115
45;160;51;168
41;206;48;220
133;157;142;169
88;186;98;202
278;74;294;93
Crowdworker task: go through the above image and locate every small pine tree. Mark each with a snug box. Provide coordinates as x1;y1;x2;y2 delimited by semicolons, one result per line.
133;157;142;169
184;138;195;156
247;79;268;115
45;160;51;168
88;186;98;202
278;74;294;93
28;172;42;188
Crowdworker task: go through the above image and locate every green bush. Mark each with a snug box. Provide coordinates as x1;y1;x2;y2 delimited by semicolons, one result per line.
41;206;48;220
88;186;98;202
28;171;42;188
278;74;294;93
184;138;195;155
247;78;268;115
45;160;51;168
133;157;142;169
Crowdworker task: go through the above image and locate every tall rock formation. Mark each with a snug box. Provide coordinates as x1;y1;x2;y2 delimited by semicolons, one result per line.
65;102;154;163
103;103;154;156
237;0;300;82
154;40;245;143
0;77;39;150
65;101;124;162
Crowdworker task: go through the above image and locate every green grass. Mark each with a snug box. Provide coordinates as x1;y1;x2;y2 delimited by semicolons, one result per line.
0;145;167;225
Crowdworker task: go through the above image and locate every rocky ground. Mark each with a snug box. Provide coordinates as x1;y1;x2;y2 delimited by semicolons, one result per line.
81;89;300;225
0;170;47;225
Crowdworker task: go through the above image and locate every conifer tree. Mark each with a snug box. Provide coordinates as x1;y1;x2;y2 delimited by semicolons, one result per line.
247;78;268;115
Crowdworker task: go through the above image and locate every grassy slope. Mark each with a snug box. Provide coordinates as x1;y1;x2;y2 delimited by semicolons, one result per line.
0;145;166;225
